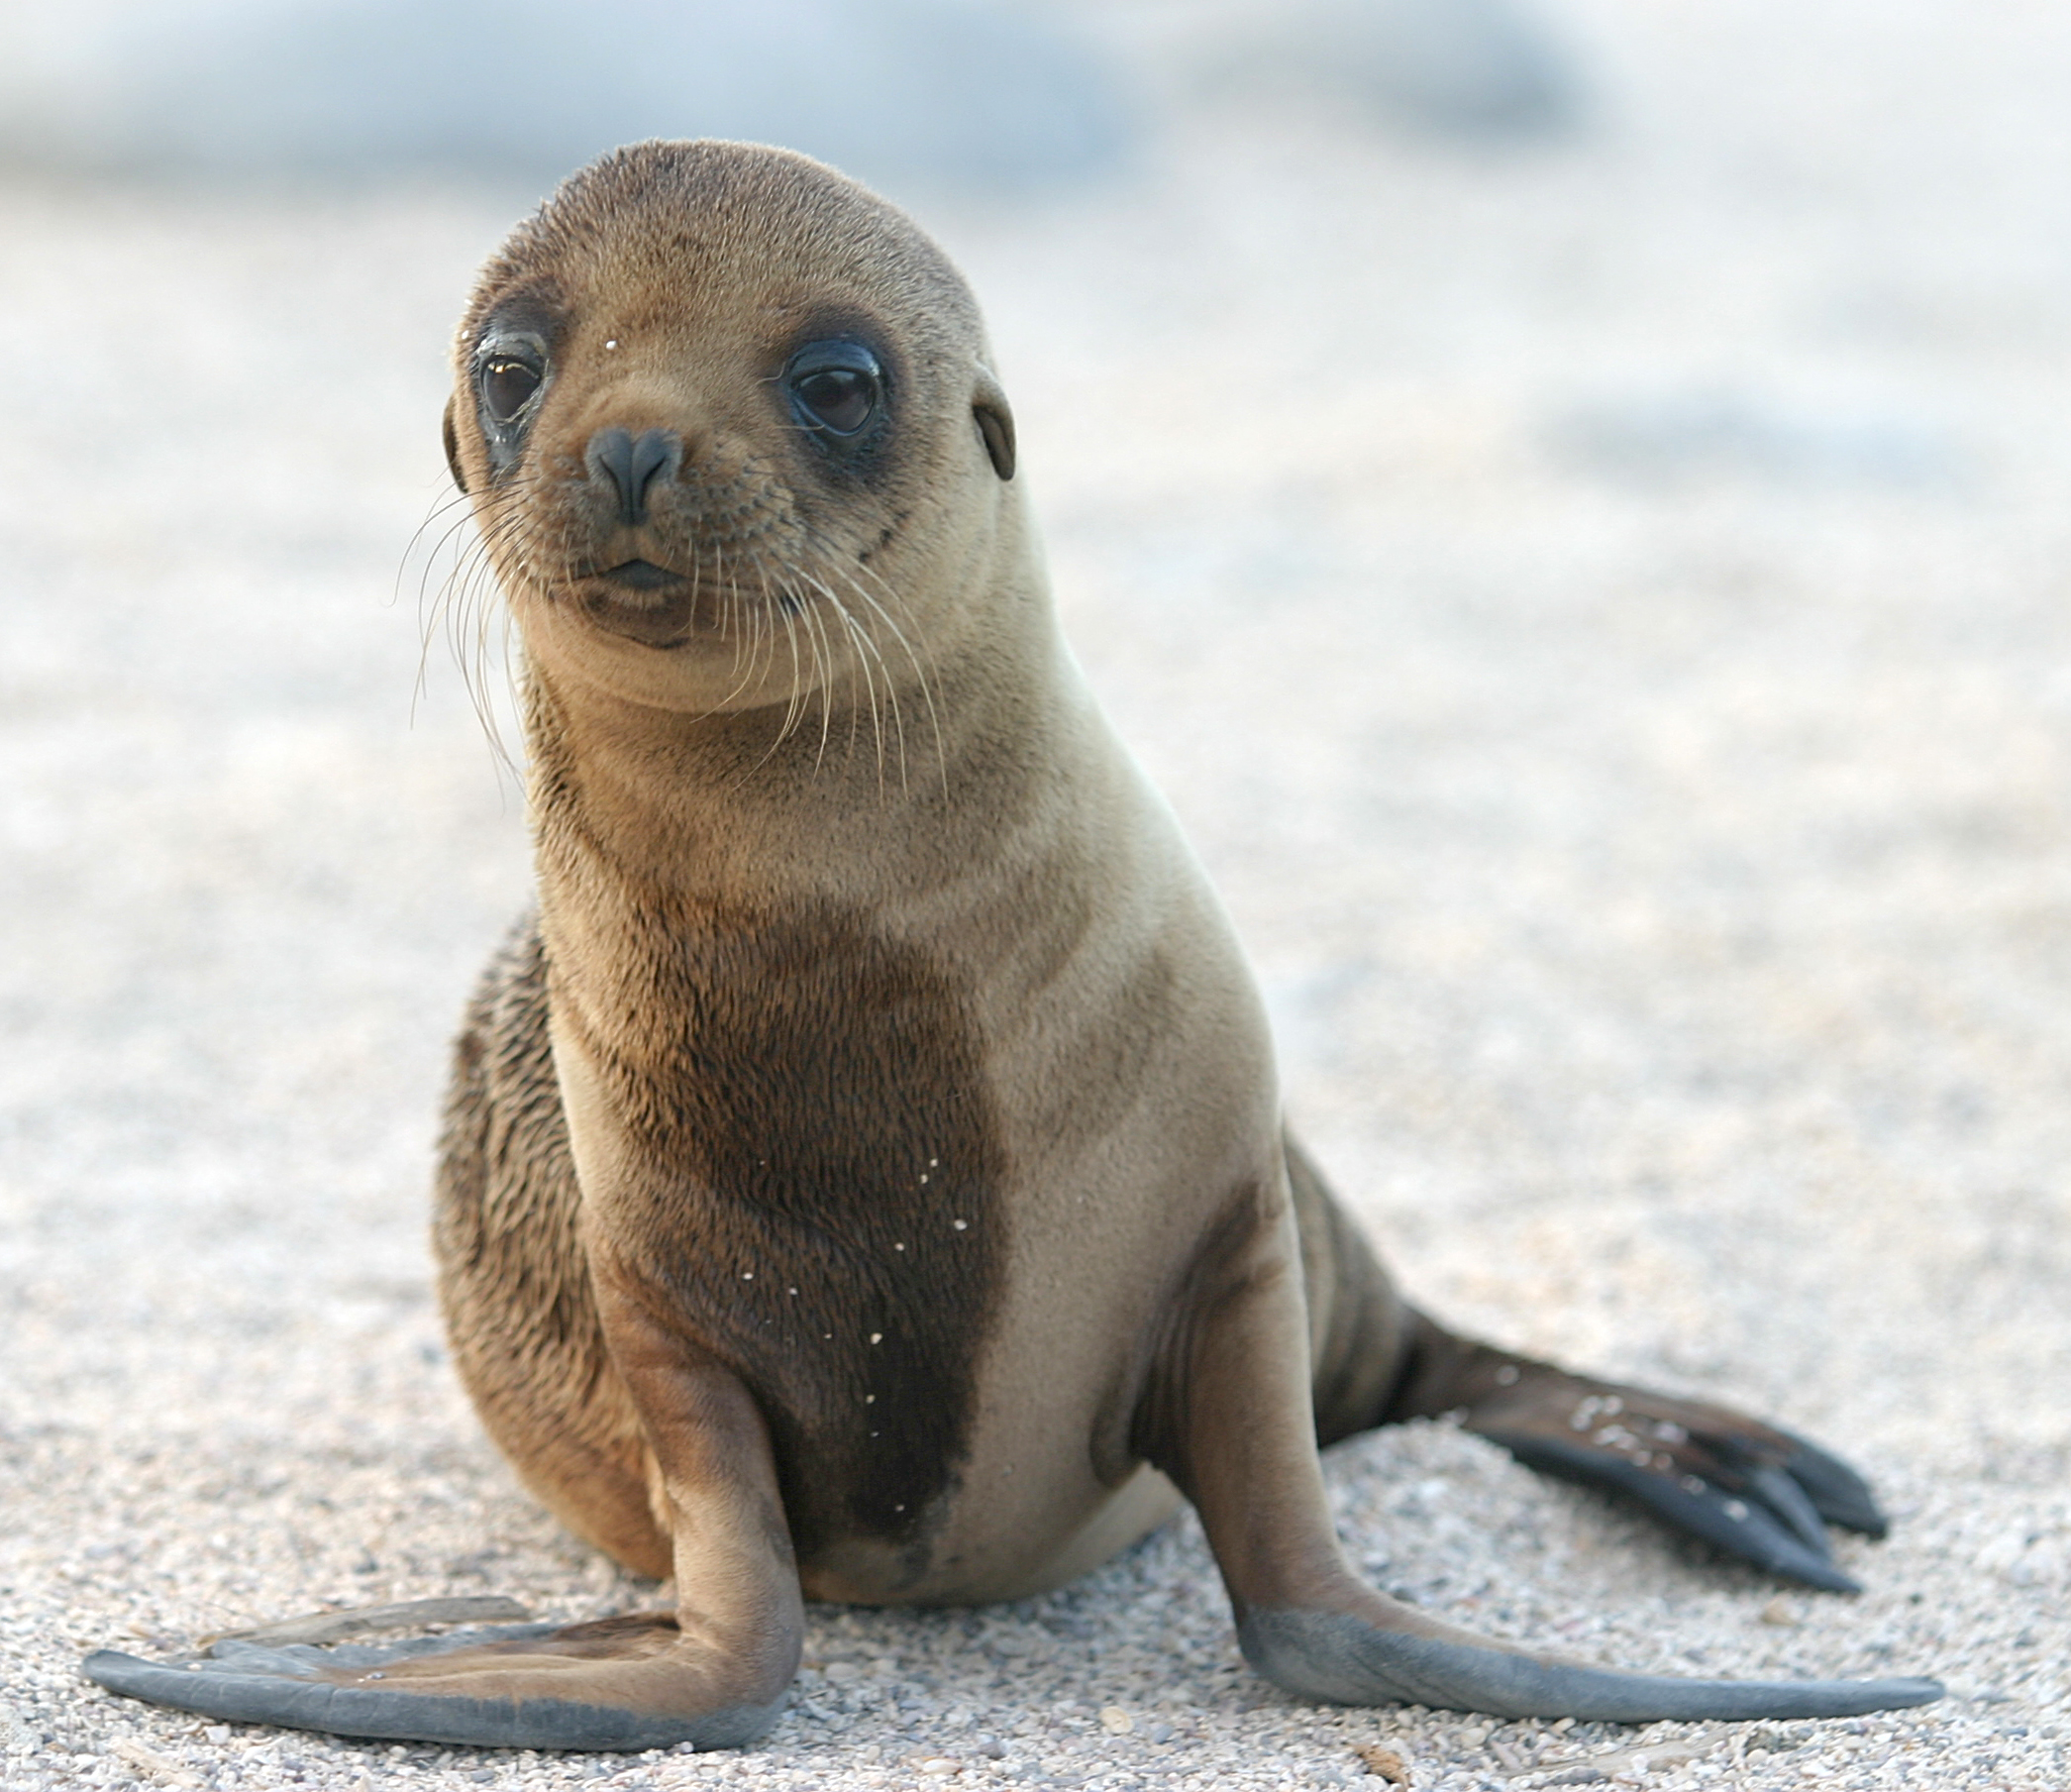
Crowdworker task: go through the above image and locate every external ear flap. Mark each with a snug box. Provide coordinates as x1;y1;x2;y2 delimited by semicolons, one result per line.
973;369;1015;481
442;395;469;494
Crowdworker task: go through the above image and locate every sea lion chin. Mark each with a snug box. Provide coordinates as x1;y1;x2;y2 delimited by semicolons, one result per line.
81;139;1939;1751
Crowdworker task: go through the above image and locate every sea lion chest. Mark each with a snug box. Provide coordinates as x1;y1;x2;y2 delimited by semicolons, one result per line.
538;767;1281;1600
546;892;1009;1572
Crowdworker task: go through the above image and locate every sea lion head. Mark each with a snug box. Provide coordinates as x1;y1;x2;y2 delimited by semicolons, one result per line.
446;140;1020;718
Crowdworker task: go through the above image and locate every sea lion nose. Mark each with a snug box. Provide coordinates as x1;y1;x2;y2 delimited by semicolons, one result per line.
586;427;680;527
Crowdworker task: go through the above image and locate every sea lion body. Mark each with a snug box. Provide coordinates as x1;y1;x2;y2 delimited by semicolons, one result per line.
82;141;1940;1750
434;767;1257;1609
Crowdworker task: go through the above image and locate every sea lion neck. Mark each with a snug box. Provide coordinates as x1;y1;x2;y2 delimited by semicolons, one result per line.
520;621;1071;913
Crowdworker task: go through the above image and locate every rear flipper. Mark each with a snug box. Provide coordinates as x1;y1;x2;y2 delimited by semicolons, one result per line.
1287;1133;1892;1594
1172;1171;1943;1722
1386;1317;1887;1593
83;1610;779;1751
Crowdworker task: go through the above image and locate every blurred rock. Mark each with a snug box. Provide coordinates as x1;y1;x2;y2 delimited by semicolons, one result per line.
0;0;1136;195
1095;0;1585;141
1545;388;1968;489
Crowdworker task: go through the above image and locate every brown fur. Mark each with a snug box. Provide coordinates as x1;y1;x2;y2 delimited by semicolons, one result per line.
82;140;1929;1751
417;136;1911;1719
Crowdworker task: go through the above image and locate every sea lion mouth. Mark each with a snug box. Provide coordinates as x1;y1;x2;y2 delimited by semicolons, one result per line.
574;561;700;647
600;558;683;591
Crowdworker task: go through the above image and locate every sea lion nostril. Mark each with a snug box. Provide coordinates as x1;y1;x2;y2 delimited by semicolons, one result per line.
586;426;680;526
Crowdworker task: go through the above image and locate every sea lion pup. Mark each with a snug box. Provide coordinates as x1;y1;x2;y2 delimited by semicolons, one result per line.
84;141;1939;1750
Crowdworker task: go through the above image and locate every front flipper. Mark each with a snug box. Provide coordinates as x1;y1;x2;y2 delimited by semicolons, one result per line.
83;1612;777;1751
1386;1319;1887;1592
86;1313;803;1750
1150;1178;1943;1723
1238;1608;1941;1721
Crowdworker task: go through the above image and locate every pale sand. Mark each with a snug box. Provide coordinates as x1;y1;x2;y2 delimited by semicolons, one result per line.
2;4;2067;1787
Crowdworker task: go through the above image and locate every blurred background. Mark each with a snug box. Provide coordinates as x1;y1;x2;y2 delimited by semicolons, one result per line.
0;0;1576;188
3;3;2068;1786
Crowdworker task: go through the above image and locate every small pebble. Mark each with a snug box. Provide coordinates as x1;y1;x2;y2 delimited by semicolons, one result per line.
1354;1741;1412;1784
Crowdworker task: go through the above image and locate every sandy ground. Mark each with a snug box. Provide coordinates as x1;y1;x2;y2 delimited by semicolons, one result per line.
4;3;2070;1787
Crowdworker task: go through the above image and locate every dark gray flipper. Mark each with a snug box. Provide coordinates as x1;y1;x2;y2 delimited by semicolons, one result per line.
1239;1611;1943;1722
1746;1462;1831;1556
1483;1430;1865;1593
1770;1428;1889;1538
80;1624;783;1752
1290;1141;1901;1594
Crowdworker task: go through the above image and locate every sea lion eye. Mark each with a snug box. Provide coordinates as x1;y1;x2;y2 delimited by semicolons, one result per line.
480;356;543;424
784;341;882;437
796;369;873;434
